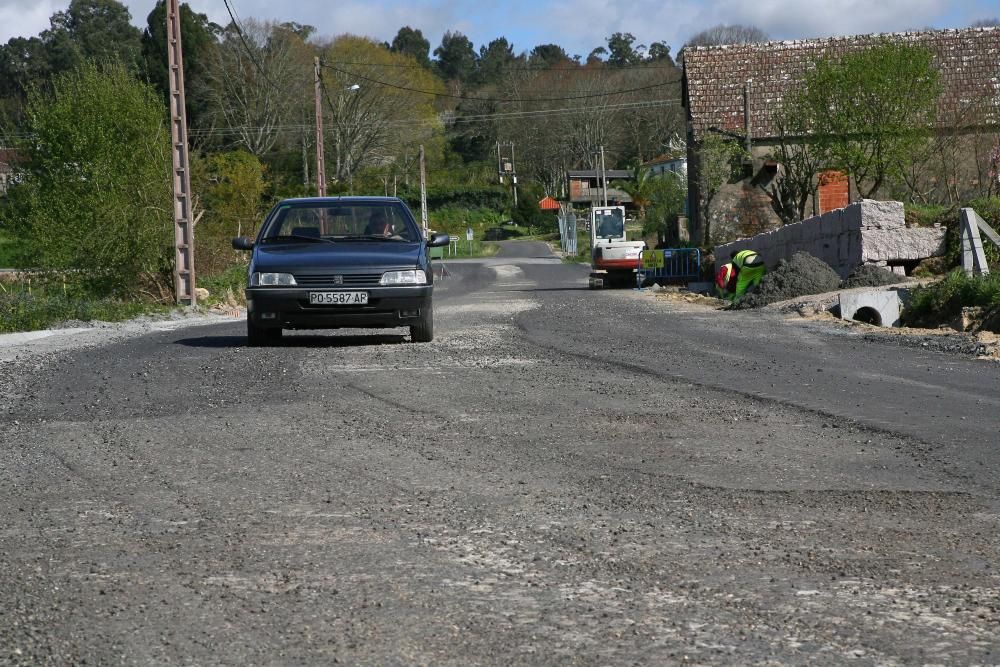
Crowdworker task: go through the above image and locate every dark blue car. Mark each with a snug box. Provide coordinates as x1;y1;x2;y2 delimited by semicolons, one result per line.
232;197;450;346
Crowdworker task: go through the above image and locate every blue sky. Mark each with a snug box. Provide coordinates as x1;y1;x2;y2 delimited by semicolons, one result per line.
1;0;997;58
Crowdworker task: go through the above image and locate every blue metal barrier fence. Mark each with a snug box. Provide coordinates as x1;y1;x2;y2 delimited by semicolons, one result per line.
636;248;702;287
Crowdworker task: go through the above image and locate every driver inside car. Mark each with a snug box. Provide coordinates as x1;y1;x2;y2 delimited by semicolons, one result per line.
364;210;394;237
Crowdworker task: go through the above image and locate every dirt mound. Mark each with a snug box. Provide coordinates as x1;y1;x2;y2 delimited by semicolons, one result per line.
841;265;906;289
734;252;841;309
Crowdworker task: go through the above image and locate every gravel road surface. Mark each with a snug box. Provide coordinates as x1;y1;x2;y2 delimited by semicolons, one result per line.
1;241;998;665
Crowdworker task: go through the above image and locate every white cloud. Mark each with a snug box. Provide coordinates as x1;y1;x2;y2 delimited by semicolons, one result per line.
714;0;957;40
0;0;60;43
0;0;986;57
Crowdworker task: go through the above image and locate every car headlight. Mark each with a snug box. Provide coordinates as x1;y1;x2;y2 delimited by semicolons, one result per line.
251;272;297;286
380;269;427;285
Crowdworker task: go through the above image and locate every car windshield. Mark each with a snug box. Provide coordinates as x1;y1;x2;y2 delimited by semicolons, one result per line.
261;201;419;243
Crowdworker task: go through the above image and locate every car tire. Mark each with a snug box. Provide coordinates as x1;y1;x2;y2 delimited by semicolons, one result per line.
247;320;282;346
409;304;433;343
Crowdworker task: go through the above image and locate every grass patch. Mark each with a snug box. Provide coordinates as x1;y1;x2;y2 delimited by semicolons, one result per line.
198;264;247;307
0;231;17;267
903;270;1000;328
0;282;169;333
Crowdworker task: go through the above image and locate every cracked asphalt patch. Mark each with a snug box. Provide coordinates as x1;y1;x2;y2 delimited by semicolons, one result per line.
1;248;998;664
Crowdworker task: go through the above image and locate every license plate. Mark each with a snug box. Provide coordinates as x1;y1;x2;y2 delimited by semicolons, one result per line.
309;291;368;305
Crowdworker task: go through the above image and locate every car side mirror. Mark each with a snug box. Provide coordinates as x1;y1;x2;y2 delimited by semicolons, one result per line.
232;236;254;251
427;232;450;248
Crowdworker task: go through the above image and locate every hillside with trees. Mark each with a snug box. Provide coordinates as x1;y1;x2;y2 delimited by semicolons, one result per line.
0;0;689;311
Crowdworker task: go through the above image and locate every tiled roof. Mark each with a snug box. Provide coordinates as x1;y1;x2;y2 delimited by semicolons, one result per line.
641;153;685;167
538;196;561;210
683;26;1000;141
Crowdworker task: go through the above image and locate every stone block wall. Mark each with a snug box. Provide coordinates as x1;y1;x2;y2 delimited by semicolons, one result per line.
713;200;946;278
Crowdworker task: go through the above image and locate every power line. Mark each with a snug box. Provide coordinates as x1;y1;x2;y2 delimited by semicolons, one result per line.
324;59;680;72
221;0;284;89
184;98;682;139
319;61;680;103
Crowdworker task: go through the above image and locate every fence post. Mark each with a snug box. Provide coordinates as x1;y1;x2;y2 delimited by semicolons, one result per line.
961;208;991;277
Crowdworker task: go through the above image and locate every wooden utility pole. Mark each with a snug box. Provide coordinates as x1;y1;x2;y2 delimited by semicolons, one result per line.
314;57;327;197
166;0;195;305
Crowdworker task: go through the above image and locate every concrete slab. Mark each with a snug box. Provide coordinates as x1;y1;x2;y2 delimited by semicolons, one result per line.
839;289;902;327
686;281;714;294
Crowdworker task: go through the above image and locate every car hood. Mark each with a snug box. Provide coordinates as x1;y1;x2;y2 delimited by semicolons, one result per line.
253;241;422;272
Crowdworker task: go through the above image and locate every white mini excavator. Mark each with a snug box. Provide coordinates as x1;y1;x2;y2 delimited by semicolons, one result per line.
588;205;646;288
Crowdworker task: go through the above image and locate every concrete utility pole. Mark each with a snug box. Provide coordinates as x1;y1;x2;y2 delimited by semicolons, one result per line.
166;0;195;305
599;145;608;207
497;140;503;183
314;57;327;197
497;142;517;205
419;144;428;235
510;142;518;207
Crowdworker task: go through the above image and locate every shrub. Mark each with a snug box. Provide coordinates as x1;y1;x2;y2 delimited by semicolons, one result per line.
396;185;510;212
902;269;1000;327
0;285;164;333
5;61;173;298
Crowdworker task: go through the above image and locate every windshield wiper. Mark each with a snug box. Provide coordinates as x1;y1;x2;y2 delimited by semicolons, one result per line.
261;234;335;244
338;235;410;242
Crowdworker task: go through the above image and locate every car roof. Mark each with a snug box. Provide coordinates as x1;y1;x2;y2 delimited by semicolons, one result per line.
277;196;405;205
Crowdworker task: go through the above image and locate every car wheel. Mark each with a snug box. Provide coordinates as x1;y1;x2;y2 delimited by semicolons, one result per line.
409;304;434;343
247;320;282;346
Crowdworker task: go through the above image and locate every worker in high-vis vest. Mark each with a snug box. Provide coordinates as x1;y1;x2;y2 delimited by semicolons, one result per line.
732;249;766;298
715;261;738;299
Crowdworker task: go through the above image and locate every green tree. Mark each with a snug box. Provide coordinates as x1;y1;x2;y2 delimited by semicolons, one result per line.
434;31;477;82
6;61;173;297
511;195;547;232
696;132;747;245
792;41;941;198
140;1;221;131
647;42;672;63
390;26;431;69
191;150;266;275
612;165;655;218
476;37;518;85
644;172;687;244
528;44;572;67
606;32;642;67
0;0;142;101
48;0;142;69
762;109;825;224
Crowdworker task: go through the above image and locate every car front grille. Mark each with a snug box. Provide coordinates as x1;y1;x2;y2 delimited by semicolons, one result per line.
293;273;383;288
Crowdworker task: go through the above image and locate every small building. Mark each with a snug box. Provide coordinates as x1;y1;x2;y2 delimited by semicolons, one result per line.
682;26;1000;245
538;196;561;212
642;153;687;178
566;170;633;207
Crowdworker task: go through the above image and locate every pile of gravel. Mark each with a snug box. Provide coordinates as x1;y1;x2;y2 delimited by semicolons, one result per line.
841;265;906;289
734;252;842;309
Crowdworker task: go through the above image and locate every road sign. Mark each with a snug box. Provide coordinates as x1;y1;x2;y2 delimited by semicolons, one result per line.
641;249;664;269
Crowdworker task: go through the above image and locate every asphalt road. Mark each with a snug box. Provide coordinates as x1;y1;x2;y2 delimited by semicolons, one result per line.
1;240;997;665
